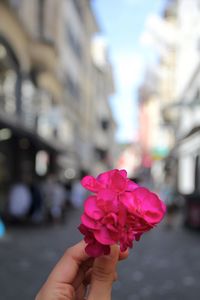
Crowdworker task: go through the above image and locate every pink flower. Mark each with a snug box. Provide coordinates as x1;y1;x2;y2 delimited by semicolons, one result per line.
78;169;166;257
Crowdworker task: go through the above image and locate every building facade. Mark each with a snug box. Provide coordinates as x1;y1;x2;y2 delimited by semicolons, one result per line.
138;0;200;200
0;0;115;210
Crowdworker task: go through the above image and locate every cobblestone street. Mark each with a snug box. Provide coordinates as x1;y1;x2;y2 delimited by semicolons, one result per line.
0;209;200;300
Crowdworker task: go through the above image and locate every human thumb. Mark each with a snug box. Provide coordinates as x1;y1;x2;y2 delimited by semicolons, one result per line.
87;245;119;300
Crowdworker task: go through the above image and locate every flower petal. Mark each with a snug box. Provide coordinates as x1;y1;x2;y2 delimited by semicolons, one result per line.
119;169;127;178
126;179;139;191
119;192;135;210
81;176;103;192
97;170;115;187
134;188;166;224
84;196;104;220
110;170;127;192
81;214;100;229
97;189;118;212
94;226;117;245
85;242;110;257
118;203;127;227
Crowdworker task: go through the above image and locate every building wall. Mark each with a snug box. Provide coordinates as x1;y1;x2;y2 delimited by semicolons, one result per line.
157;0;200;195
175;0;200;100
0;0;116;182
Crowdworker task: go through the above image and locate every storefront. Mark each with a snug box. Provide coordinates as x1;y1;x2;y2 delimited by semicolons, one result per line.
0;117;62;210
177;129;200;228
0;32;22;210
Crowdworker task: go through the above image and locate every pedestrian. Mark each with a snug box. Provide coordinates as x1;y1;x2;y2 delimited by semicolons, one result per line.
70;170;87;209
35;240;128;300
0;217;6;238
160;176;177;228
7;181;32;222
42;175;66;223
50;180;66;223
29;180;44;224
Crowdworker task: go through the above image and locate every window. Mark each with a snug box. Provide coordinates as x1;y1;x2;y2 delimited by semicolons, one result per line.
65;75;80;101
95;148;108;161
101;119;110;131
195;155;200;193
0;39;20;116
66;26;82;60
193;89;200;106
9;0;20;8
38;0;45;38
73;0;84;21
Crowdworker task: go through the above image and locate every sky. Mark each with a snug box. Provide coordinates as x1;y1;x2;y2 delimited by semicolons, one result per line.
92;0;167;143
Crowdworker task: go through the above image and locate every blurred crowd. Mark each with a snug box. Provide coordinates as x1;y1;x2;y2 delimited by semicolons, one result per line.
2;172;88;226
0;162;198;231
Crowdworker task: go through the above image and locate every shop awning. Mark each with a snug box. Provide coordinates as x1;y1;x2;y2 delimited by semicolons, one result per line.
0;112;65;153
178;130;200;156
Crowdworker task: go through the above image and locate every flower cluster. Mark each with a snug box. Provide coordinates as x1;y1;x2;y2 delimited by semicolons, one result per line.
78;169;166;257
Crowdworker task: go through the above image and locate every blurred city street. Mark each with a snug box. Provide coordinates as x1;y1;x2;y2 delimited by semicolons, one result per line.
1;0;200;299
0;208;200;300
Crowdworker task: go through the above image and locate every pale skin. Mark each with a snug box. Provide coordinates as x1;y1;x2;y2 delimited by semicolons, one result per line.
35;240;128;300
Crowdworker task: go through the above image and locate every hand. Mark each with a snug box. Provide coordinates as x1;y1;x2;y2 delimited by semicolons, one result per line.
35;240;128;300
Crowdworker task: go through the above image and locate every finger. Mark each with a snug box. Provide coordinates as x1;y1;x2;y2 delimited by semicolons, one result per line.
75;283;86;300
119;249;129;261
83;268;92;286
82;247;128;287
83;268;118;286
35;281;75;300
87;244;119;300
72;258;93;289
48;240;89;285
